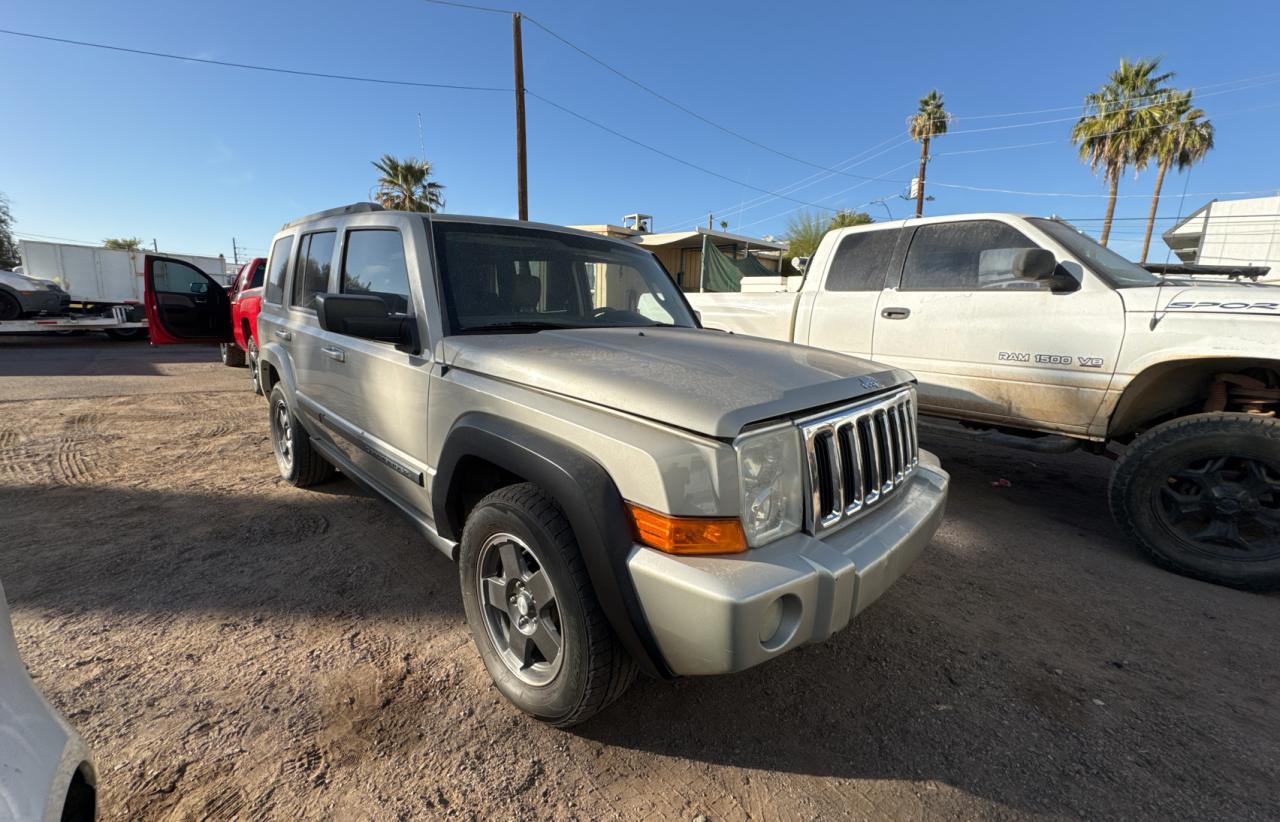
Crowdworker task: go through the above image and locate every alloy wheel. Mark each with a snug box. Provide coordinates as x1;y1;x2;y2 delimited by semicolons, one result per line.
271;400;294;473
476;532;564;686
1158;455;1280;561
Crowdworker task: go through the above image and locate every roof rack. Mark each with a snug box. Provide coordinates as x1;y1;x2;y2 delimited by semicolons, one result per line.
280;202;384;230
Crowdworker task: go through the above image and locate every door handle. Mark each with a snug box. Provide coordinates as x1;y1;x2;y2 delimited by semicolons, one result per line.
881;307;911;320
321;346;346;363
274;329;292;341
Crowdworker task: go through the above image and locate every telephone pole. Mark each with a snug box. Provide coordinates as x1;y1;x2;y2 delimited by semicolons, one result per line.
512;12;528;221
232;237;240;266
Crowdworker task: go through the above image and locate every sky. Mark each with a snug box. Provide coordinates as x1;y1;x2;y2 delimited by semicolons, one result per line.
3;0;1279;264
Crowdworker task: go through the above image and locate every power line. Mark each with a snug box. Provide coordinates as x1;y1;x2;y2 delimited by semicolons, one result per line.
0;28;511;92
525;89;908;211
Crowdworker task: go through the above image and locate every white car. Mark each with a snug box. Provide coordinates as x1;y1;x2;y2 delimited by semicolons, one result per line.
0;578;96;821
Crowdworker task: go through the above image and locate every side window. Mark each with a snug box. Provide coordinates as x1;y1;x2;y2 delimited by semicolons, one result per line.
824;229;898;292
902;221;1042;291
153;259;212;295
249;258;267;289
340;229;411;315
264;236;294;304
291;231;336;310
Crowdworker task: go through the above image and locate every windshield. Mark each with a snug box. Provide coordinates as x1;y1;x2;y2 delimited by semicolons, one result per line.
430;221;697;334
1029;218;1164;288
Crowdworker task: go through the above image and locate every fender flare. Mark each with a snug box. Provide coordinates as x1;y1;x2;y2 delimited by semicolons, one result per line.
433;413;672;679
257;341;296;398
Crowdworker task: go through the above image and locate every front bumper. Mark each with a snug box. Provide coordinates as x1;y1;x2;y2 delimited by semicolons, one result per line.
627;449;948;676
15;288;70;316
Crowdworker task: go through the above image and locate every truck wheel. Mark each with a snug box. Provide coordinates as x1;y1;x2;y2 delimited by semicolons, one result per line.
220;342;246;367
247;337;263;396
0;292;20;321
1110;413;1280;589
459;483;637;727
267;384;334;487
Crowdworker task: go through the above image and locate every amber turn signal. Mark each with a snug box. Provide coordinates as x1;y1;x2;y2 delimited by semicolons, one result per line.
626;503;747;555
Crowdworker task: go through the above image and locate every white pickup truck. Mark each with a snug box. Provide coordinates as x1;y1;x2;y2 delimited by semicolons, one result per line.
689;213;1280;589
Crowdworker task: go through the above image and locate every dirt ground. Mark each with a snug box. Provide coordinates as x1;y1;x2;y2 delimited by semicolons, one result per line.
1;335;1278;821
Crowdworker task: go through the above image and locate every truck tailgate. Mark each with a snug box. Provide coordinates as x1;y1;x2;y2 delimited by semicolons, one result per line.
687;291;801;342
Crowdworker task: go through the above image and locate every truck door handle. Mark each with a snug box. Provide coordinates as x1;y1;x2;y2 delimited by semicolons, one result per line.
321;346;346;363
881;307;911;320
274;329;292;341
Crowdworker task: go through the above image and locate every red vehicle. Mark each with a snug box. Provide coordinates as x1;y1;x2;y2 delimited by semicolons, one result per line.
222;257;267;394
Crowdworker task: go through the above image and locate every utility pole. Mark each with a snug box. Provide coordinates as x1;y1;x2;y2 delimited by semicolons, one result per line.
152;238;158;252
512;12;528;221
232;237;240;266
914;137;929;218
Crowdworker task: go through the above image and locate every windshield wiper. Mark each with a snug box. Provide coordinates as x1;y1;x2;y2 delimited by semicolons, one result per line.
457;320;577;334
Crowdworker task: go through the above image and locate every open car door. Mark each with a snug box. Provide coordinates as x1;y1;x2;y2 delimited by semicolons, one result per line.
143;255;233;345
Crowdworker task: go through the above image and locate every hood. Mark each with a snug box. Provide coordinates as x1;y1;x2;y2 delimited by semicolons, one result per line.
442;327;911;438
1120;281;1280;317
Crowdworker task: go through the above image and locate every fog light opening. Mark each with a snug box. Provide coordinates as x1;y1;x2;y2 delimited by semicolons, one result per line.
759;593;801;651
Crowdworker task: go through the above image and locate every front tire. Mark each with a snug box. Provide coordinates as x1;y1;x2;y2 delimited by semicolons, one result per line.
459;483;636;727
267;384;334;487
220;342;246;367
1110;413;1280;589
0;291;21;321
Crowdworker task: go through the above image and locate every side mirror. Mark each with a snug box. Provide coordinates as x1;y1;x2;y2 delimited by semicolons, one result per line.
1010;248;1057;281
316;293;420;354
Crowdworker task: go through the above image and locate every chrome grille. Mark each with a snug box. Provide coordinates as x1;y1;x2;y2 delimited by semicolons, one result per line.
800;387;918;534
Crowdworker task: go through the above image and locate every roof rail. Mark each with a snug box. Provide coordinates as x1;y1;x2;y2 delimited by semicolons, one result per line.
280;202;384;231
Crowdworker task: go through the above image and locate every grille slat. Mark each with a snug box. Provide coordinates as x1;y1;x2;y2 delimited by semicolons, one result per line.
800;388;919;535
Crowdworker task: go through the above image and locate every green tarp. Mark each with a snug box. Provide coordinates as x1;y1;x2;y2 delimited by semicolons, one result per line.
699;235;777;292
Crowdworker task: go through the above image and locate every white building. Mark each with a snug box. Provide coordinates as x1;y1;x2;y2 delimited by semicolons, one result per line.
1163;195;1280;281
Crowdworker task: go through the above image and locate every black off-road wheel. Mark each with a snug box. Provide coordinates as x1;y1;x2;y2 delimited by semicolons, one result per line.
1110;413;1280;590
459;483;637;727
247;336;263;396
267;384;334;487
220;342;246;367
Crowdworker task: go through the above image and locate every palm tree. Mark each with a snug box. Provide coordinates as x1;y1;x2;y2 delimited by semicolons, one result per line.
1070;58;1172;246
371;154;445;213
907;90;949;218
1139;91;1214;263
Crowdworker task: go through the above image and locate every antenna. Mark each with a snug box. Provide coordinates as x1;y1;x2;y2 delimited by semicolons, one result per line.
1150;165;1196;330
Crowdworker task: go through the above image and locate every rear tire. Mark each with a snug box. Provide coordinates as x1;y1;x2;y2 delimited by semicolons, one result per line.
220;342;246;367
459;483;636;727
247;336;263;396
1110;413;1280;590
267;384;334;487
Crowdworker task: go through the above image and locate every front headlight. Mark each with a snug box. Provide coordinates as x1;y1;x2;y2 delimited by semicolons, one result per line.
735;425;803;547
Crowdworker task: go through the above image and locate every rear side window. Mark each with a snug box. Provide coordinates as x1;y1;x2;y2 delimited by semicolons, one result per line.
292;231;336;310
248;258;267;289
902;221;1041;291
340;229;411;315
264;236;294;304
824;229;898;291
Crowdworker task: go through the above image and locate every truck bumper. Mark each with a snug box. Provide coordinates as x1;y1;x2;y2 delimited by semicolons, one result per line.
626;450;948;676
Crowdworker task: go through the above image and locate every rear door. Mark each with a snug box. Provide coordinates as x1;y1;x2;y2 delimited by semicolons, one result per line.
142;255;233;344
870;219;1125;435
798;226;904;357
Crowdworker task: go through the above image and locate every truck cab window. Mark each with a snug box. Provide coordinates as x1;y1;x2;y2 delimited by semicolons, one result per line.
902;221;1041;291
825;229;897;291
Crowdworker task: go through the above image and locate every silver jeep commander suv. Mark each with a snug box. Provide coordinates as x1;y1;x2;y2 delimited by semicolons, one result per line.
144;204;949;725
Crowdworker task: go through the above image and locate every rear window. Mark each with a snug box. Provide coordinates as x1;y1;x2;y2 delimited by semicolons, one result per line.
264;237;294;304
824;229;898;291
291;231;336;310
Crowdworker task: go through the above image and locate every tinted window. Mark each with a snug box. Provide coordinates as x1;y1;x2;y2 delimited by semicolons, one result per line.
825;229;898;291
248;258;267;289
291;231;336;310
264;236;294;304
341;230;411;315
902;221;1041;291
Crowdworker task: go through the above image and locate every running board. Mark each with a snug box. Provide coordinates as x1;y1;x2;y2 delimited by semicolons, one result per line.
918;419;1082;454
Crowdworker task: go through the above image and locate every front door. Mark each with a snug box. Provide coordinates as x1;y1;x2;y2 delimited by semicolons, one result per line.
871;219;1125;435
142;255;232;344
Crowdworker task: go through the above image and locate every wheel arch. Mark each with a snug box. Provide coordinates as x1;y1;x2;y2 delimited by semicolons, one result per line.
433;413;672;679
1109;356;1280;438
